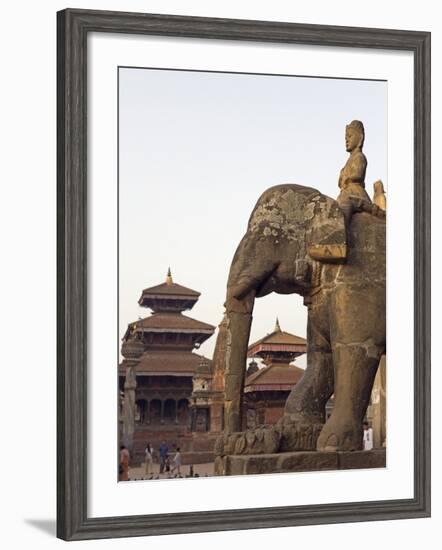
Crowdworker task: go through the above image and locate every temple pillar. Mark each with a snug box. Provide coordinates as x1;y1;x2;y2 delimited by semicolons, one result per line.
190;407;197;431
175;399;179;424
146;399;150;424
121;365;137;456
160;400;165;424
209;316;227;434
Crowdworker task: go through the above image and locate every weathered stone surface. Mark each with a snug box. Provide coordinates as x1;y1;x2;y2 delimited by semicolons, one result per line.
214;420;325;457
219;449;385;476
214;426;281;456
222;451;325;476
277;451;339;473
181;451;214;465
278;419;323;452
338;449;386;470
214;120;386;455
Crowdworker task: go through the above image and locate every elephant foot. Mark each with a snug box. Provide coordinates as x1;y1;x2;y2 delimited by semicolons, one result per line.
214;415;326;456
277;414;324;452
214;425;281;456
316;415;363;452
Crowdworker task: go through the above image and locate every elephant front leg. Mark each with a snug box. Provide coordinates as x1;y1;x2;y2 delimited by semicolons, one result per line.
221;236;278;435
216;290;285;457
317;342;383;452
223;291;255;434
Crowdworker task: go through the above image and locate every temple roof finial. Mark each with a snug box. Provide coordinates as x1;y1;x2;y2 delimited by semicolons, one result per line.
166;267;173;285
274;317;281;332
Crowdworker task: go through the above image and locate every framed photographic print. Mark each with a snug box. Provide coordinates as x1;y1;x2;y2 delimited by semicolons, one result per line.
57;8;431;541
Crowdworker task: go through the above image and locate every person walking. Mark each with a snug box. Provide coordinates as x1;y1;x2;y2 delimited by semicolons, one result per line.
165;454;171;476
159;440;169;474
144;442;153;476
172;447;182;477
119;445;130;481
362;421;374;450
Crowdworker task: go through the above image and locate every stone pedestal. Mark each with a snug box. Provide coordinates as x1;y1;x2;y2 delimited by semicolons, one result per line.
215;449;386;476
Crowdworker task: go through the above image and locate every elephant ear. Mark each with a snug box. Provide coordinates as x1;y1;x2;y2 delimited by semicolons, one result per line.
305;194;347;263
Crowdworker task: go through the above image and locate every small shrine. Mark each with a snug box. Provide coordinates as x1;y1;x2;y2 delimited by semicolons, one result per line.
243;319;307;428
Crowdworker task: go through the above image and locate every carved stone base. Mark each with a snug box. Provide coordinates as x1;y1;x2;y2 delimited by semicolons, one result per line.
214;448;386;476
214;426;280;456
214;421;323;457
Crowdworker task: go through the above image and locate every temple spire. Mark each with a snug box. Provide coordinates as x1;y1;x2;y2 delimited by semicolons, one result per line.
274;317;281;333
166;267;173;285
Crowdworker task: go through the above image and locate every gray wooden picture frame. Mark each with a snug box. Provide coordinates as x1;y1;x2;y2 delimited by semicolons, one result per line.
57;8;431;541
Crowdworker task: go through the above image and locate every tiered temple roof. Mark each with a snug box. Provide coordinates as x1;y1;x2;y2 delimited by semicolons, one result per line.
120;269;215;376
135;350;208;376
247;318;306;358
138;268;200;312
244;319;306;393
133;313;214;333
244;363;305;391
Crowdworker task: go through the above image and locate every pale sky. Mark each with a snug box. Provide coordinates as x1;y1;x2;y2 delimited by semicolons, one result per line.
118;67;387;365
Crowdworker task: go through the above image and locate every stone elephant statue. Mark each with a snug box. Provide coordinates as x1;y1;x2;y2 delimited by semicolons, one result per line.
216;183;385;453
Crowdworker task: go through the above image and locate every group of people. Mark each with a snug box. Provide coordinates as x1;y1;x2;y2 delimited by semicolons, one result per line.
119;440;183;481
144;440;182;477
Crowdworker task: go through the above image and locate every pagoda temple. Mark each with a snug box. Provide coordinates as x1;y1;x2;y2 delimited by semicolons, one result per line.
242;319;307;428
119;269;216;465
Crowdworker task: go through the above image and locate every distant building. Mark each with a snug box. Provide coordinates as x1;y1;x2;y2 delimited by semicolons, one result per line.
243;319;307;428
119;269;215;465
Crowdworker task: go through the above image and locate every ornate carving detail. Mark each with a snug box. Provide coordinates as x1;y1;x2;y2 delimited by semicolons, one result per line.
278;421;323;452
215;418;324;456
214;426;280;456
